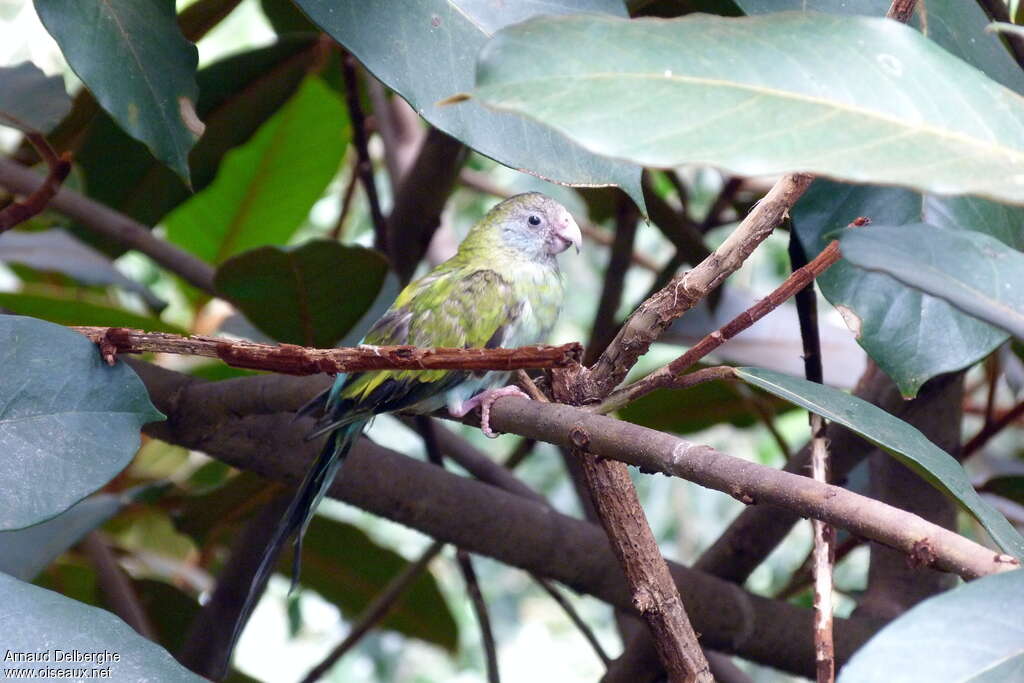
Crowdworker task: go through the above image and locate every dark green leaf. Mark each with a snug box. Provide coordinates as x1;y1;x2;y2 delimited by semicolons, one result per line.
473;13;1024;205
738;0;1024;95
0;61;71;133
215;240;388;347
73;36;320;253
0;572;204;682
793;181;1024;396
619;381;792;434
0;496;122;580
285;516;458;652
839;570;1024;682
736;367;1024;558
840;224;1024;340
293;0;645;211
165;77;347;264
0;316;163;530
981;476;1024;506
0;291;185;334
34;0;201;181
133;579;201;654
260;0;318;35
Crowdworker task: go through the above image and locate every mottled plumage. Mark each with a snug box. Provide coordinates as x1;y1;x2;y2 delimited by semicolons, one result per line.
224;193;581;662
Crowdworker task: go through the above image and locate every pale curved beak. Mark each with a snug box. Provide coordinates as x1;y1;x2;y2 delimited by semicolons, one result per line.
553;212;583;254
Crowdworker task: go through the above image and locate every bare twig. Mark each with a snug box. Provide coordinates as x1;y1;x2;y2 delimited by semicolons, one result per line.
642;172;712;266
329;158;360;241
533;577;612;666
299;541;445;683
964;399;1024;457
456;549;500;683
81;532;157;641
977;0;1024;73
586;195;639;364
594;240;840;414
0;134;71;232
71;326;582;374
582;172;814;398
340;51;387;254
367;79;424;192
789;231;835;683
698;177;743;233
776;536;863;601
0;158;216;293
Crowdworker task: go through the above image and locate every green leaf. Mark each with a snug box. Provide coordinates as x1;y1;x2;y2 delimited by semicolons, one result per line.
840;224;1024;340
165;77;347;265
133;579;201;654
737;0;1024;95
839;570;1024;682
0;61;71;133
34;0;201;181
0;291;185;334
285;516;458;652
0;496;122;580
735;367;1024;559
73;36;322;254
473;13;1024;205
292;0;645;212
982;476;1024;507
619;381;792;434
0;572;204;682
0;316;163;530
792;181;1024;396
215;240;388;347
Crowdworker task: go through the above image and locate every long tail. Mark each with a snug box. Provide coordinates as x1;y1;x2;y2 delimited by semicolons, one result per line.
220;419;366;675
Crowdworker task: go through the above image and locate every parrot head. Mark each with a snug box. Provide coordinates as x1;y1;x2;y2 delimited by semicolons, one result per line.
463;192;583;262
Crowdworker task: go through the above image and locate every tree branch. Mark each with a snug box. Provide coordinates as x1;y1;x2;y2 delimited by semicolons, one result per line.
340;51;387;254
0;158;216;293
73;326;581;374
131;361;882;678
0;134;71;233
81;532;157;642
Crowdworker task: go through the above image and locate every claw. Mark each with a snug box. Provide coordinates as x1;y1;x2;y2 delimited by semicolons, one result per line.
478;386;531;438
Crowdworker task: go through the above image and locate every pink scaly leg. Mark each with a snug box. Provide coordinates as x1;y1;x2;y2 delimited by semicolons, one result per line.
448;386;531;438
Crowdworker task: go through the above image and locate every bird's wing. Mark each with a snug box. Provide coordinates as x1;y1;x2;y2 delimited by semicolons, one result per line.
309;267;519;436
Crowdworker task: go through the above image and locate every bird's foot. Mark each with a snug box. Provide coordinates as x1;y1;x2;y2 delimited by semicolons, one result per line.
452;386;530;438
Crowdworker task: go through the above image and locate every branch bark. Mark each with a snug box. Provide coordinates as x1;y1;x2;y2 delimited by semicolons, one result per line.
131;361;883;678
73;326;581;374
0;158;216;293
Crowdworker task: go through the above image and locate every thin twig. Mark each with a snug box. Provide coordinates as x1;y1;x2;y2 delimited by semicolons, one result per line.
0;134;71;232
329;158;360;241
532;577;611;666
72;326;581;374
776;536;863;601
594;239;841;414
585;195;639;364
514;369;548;402
80;532;157;641
790;230;835;683
457;549;500;683
0;158;216;292
963;399;1024;457
340;51;387;254
299;541;445;683
977;0;1024;73
503;437;537;469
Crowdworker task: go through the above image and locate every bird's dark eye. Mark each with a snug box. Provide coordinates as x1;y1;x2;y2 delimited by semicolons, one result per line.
527;215;542;226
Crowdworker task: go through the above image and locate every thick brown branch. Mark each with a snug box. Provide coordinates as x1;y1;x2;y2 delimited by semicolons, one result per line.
482;397;1015;580
584;172;814;397
0;159;216;293
596;240;841;413
73;326;581;374
132;362;882;677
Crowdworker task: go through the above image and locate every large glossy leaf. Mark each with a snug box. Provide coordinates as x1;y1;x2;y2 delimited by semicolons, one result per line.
738;0;1024;94
292;0;645;210
839;570;1024;682
473;13;1024;205
34;0;201;181
0;495;122;580
73;37;321;256
0;61;70;133
165;77;347;264
840;224;1024;340
0;229;163;310
283;516;458;652
0;291;184;334
0;316;163;530
793;181;1024;396
0;572;203;682
736;367;1024;558
215;240;388;347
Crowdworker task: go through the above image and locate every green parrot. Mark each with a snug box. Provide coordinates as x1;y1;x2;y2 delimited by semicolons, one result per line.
226;192;581;659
